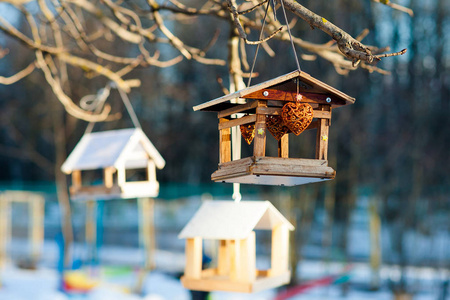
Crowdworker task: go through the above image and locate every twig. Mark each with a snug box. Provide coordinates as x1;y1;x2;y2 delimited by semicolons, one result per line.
372;0;414;17
0;62;36;84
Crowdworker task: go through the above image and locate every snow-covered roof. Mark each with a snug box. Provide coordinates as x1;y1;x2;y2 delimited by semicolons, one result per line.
178;201;294;240
61;128;165;174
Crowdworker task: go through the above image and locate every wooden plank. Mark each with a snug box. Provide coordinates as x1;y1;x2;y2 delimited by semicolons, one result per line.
219;118;231;164
313;109;332;119
315;105;330;160
253;101;267;157
278;134;289;158
251;271;291;293
181;272;291;293
251;164;335;178
70;185;121;196
185;237;203;279
271;224;289;276
218;114;257;130
254;156;328;167
217;100;258;118
256;107;282;116
181;276;253;293
217;240;229;276
218;157;254;169
238;231;256;283
255;107;331;119
212;165;250;180
245;90;347;107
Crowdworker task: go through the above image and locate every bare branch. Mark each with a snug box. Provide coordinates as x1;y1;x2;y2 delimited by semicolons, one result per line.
0;62;36;84
372;0;414;17
0;15;64;54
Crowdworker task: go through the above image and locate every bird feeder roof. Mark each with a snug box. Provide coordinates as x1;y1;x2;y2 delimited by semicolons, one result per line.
193;70;355;112
61;128;165;174
179;200;294;240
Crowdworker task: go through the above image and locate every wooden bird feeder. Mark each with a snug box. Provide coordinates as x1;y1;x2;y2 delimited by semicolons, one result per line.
61;128;165;200
179;200;294;293
193;70;355;186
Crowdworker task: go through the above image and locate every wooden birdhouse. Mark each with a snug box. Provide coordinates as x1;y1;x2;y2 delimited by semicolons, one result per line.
194;70;355;186
179;200;295;293
61;128;165;200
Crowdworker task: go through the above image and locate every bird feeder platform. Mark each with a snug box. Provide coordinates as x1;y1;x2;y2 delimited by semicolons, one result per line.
193;70;355;186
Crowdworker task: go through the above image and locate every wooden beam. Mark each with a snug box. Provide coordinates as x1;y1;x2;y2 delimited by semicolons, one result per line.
219;118;231;164
218;114;257;130
244;90;346;106
0;197;10;268
218;100;258;118
217;240;229;275
271;224;290;276
238;231;256;283
185;237;203;279
30;197;44;263
147;160;156;183
103;167;115;188
72;170;82;188
253;101;267;157
315;105;331;160
138;198;155;270
278;134;289;158
229;240;240;281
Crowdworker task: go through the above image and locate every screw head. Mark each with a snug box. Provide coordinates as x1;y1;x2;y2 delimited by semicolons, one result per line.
326;97;331;103
263;91;269;97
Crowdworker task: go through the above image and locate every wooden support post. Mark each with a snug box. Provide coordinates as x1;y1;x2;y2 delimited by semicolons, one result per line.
185;237;202;279
30;197;44;264
315;105;331;160
138;198;155;270
238;231;256;283
0;196;10;268
254;100;267;157
229;239;240;281
117;167;126;186
103;167;115;188
147;161;156;183
219;118;231;164
135;198;155;294
271;224;289;276
85;200;97;263
72;170;82;188
278;134;289;158
217;240;229;275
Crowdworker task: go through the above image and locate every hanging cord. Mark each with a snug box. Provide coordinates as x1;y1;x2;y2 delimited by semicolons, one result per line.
83;82;141;135
247;0;271;87
83;84;112;135
279;0;301;72
117;85;142;130
247;0;301;88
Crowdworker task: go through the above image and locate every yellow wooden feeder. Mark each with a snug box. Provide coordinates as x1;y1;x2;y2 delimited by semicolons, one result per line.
61;128;165;201
193;70;355;186
179;200;294;293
